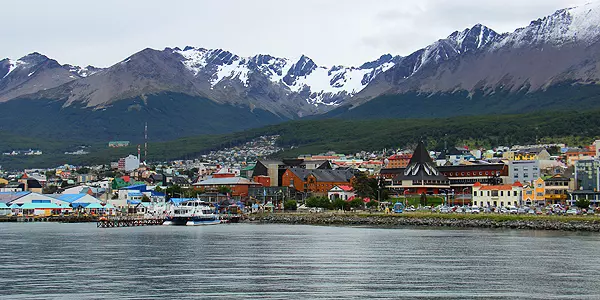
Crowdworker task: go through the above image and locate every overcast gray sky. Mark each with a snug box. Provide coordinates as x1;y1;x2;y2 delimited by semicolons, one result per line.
1;0;592;67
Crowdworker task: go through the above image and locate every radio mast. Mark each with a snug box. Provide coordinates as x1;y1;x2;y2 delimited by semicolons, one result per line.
144;122;148;164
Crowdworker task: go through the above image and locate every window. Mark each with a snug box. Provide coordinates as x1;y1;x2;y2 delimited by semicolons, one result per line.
500;191;503;196
514;191;517;196
481;191;484;196
479;172;483;176
491;191;498;197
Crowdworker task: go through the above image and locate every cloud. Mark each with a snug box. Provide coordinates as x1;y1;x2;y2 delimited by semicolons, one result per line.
0;0;595;68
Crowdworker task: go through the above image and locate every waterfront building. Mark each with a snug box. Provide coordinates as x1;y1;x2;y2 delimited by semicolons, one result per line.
388;142;450;195
193;176;262;199
542;175;571;205
572;159;600;205
472;182;523;208
0;192;65;205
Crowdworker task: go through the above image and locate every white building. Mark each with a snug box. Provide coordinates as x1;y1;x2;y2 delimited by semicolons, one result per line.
328;185;356;201
118;155;140;172
472;182;524;208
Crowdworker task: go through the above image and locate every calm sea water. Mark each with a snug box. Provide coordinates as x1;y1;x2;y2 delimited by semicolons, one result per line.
1;223;599;299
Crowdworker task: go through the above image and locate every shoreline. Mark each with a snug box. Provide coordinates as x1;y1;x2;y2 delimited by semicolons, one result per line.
247;212;600;232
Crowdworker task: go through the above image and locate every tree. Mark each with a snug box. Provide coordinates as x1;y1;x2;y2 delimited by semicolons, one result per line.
575;198;590;209
218;186;232;195
141;195;151;202
76;167;90;174
332;198;347;210
352;172;375;198
420;193;428;206
366;200;379;209
284;200;297;211
348;198;364;210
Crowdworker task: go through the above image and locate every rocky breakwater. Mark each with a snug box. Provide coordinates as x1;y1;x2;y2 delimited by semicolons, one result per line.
247;213;600;232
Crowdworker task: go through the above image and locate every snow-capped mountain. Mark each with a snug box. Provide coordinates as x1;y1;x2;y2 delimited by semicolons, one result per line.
350;2;600;106
0;53;102;102
173;47;398;107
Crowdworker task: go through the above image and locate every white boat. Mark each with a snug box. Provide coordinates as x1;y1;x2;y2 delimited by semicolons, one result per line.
164;200;221;226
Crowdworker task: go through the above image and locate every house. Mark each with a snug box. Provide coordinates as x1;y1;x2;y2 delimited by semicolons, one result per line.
542;175;570;205
472;182;524;208
18;174;43;193
328;185;356;201
565;148;596;166
253;159;331;187
388;142;450;195
281;168;356;196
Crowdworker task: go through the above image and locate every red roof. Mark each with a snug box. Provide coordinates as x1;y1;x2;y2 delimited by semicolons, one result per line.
512;181;523;187
338;185;354;192
479;185;516;191
473;182;482;187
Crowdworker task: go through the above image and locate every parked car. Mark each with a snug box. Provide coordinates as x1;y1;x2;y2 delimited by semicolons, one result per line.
405;206;416;212
509;206;518;214
470;206;480;214
566;208;579;215
439;206;451;214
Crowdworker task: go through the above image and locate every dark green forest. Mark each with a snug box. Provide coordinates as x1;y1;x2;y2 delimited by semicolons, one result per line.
1;109;599;170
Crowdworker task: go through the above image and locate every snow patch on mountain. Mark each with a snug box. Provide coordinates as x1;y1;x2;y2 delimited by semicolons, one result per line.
2;59;28;79
211;58;251;87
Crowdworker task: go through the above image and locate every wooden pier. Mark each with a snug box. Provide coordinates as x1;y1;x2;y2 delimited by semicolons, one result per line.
97;217;164;228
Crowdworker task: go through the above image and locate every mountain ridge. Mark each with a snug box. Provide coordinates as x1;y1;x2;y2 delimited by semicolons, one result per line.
2;2;600;141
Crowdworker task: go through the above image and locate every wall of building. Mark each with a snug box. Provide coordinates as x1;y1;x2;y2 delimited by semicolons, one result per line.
508;160;540;184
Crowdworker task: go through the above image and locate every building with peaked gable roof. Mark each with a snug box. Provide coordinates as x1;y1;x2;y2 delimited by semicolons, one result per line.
328;185;356;201
472;182;523;208
388;141;450;195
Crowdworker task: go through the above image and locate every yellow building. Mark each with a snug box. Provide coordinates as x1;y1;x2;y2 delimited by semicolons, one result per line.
0;178;8;186
523;178;545;206
524;176;571;206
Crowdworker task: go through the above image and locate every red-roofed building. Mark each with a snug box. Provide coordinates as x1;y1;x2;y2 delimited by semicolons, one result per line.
472;182;523;208
328;185;356;201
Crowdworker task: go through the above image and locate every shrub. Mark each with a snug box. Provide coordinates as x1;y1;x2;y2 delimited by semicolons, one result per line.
284;200;297;211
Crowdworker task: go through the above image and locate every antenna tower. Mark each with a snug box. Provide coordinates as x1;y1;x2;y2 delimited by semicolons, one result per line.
144;122;148;164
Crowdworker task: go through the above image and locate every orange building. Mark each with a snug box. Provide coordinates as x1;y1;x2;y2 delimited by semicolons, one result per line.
281;168;356;196
386;154;412;168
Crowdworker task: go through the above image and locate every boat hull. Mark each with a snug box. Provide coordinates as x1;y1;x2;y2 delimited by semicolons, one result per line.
186;219;221;226
164;217;220;226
